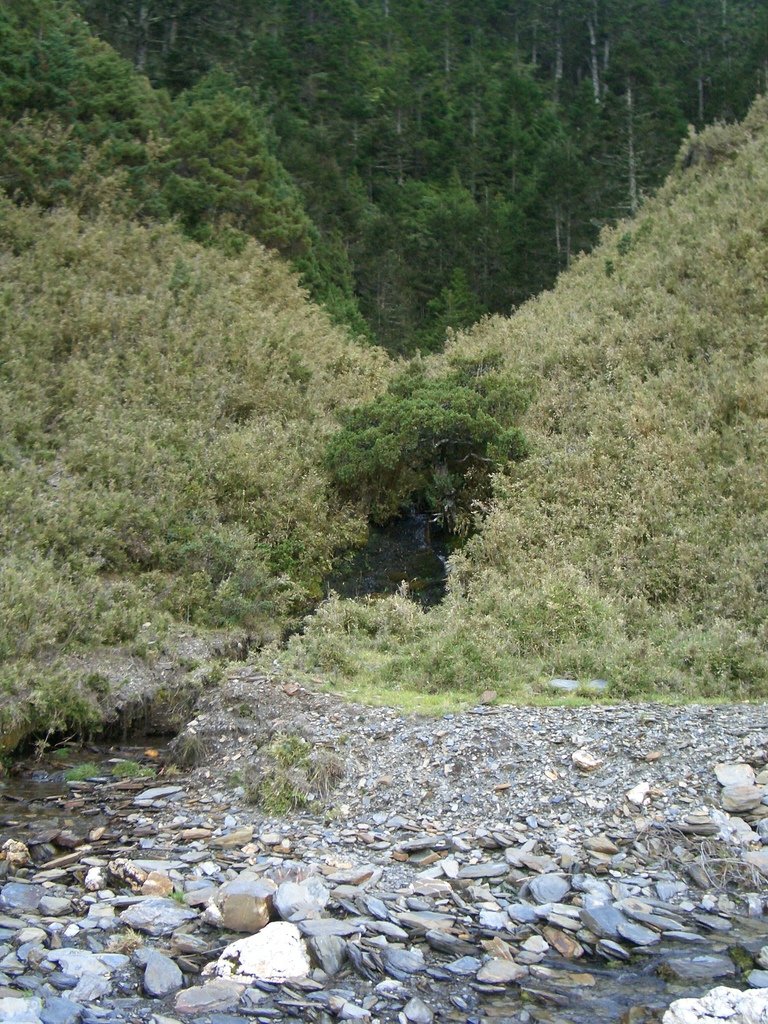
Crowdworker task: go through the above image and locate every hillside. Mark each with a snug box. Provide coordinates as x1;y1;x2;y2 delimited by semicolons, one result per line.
279;97;768;705
0;200;389;744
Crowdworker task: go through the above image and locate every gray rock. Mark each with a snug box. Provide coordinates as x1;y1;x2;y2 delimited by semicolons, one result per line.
478;910;508;930
69;976;111;1003
457;862;507;879
119;898;197;936
662;955;736;982
572;875;613;900
383;947;426;980
506;903;539;924
721;785;765;814
596;939;631;961
298;918;363;938
445;956;483;976
0;884;45;913
617;920;661;946
133;786;184;804
38;897;72;918
529;874;570;904
580;900;628;939
747;970;768;988
548;679;579;692
175;980;245;1014
656;881;687;901
403;996;434;1024
306;934;347;976
476;959;528;984
40;997;83;1024
143;952;183;997
715;763;756;788
274;877;329;922
44;949;111;981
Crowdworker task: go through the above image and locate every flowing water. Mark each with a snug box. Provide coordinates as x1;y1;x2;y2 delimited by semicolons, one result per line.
325;512;450;606
2;746;768;1022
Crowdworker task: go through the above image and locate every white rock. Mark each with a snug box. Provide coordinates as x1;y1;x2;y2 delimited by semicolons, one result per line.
572;749;603;772
45;948;111;979
626;782;651;806
715;763;756;788
84;866;106;891
0;997;43;1024
663;985;768;1024
206;921;311;984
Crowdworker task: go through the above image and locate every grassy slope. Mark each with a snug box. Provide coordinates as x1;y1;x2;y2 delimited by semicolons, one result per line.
278;98;768;707
0;200;389;739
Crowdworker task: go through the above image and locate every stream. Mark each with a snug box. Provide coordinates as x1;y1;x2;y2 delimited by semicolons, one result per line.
2;746;767;1023
325;512;450;606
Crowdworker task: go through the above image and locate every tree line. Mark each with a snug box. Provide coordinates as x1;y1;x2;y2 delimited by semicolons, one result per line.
5;0;768;351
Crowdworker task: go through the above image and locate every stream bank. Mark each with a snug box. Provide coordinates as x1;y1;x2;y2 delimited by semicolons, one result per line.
1;672;767;1024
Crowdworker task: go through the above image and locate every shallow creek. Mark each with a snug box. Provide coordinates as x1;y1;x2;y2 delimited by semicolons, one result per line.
2;749;767;1024
325;512;450;606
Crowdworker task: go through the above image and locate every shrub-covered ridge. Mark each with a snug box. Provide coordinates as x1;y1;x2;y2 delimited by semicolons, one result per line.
0;199;389;739
277;97;768;704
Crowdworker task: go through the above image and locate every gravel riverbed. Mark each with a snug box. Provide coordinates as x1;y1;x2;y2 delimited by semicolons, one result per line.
1;673;767;1024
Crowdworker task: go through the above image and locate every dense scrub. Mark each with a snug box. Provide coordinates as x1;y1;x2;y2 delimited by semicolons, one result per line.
276;97;768;704
326;356;529;531
0;199;389;739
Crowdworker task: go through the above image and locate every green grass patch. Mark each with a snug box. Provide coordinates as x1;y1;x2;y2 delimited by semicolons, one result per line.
64;762;103;782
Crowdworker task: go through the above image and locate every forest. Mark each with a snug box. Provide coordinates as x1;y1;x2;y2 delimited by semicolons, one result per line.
1;0;767;743
4;0;768;350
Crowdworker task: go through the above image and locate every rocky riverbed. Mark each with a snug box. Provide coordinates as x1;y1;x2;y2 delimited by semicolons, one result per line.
1;672;768;1024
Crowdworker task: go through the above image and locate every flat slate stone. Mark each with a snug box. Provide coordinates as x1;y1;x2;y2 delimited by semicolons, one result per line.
617;920;660;946
40;996;83;1024
133;785;184;802
476;959;528;984
662;955;736;981
298;918;364;938
143;952;183;997
580;900;628;939
507;903;539;924
306;934;347;976
445;956;483;976
0;884;45;913
175;980;245;1014
119;898;198;936
457;862;508;879
383;947;426;979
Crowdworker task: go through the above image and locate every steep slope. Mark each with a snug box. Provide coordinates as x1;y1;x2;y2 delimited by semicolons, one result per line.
283;97;768;704
0;200;389;740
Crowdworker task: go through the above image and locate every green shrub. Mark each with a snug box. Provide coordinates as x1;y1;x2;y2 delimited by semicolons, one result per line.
326;355;529;531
